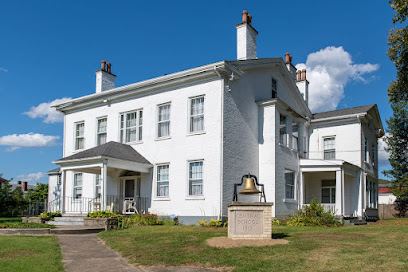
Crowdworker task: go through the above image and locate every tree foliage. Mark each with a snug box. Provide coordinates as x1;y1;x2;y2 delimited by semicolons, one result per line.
385;1;408;216
25;183;48;202
0;176;28;216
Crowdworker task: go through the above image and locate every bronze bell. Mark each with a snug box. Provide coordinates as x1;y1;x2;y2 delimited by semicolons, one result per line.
239;178;261;194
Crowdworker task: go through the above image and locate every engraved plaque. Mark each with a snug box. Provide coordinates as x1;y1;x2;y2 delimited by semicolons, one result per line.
234;210;263;235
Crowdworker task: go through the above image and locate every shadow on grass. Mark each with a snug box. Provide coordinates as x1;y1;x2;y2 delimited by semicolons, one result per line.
272;233;290;239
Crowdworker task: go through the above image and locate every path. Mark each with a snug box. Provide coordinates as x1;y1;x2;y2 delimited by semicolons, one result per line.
57;233;218;272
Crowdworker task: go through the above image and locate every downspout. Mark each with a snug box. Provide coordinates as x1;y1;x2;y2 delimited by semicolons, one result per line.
214;66;224;220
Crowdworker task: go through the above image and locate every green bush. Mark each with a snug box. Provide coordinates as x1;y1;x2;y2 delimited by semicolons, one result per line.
198;218;226;227
284;197;343;227
88;210;122;219
39;211;61;220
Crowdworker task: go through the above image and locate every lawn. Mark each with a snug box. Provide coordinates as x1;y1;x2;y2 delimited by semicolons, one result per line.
99;218;408;272
0;217;22;223
0;217;54;229
0;236;64;272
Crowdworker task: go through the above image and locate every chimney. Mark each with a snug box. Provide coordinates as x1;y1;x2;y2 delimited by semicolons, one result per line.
95;60;116;93
296;69;309;105
236;10;258;60
17;181;22;185
285;52;297;80
23;181;28;192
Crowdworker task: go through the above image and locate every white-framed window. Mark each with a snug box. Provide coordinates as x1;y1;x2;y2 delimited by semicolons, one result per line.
75;122;85;150
323;137;335;160
120;110;143;143
366;180;377;208
371;144;375;166
272;78;277;98
97;117;107;146
95;174;101;199
321;180;336;204
292;122;299;151
285;170;295;199
189;161;203;196
364;138;368;162
156;164;169;197
158;104;171;138
73;173;82;199
189;96;205;133
279;114;287;146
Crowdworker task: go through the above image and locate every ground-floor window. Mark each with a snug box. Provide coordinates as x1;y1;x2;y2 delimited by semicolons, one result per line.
321;180;336;204
74;173;82;199
189;161;203;196
285;170;295;199
366;180;377;208
156;165;169;197
95;174;101;199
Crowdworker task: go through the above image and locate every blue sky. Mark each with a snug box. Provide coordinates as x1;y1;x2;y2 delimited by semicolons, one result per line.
0;1;395;184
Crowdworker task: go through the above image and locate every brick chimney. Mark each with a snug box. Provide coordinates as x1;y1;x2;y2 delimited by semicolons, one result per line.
236;10;258;60
296;69;309;105
95;60;116;93
23;181;28;192
17;180;22;185
285;52;297;80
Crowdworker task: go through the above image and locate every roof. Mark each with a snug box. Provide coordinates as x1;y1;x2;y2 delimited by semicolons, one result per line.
46;167;61;175
55;141;151;165
313;104;376;120
0;177;9;183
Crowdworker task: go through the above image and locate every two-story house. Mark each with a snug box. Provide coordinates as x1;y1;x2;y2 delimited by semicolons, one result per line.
48;11;383;223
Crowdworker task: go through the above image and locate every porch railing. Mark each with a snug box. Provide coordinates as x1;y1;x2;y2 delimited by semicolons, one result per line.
303;203;336;214
48;196;149;214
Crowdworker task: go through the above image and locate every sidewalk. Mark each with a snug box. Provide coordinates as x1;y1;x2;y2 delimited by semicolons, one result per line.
57;233;218;272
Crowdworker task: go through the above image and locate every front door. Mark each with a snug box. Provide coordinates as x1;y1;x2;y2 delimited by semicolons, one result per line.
122;178;141;213
125;179;135;198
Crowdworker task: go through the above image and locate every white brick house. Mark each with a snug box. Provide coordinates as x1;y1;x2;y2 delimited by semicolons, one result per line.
48;11;383;223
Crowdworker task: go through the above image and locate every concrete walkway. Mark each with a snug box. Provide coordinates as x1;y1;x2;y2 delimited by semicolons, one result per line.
57;233;218;272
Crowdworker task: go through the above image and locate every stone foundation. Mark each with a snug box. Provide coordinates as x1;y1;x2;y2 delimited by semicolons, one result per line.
21;217;49;224
83;218;118;230
228;202;273;239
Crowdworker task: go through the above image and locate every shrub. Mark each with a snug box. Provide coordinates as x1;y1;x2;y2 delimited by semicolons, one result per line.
88;210;122;219
39;211;61;220
282;197;343;227
198;218;225;227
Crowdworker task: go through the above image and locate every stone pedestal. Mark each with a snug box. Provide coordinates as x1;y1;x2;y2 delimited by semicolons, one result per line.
228;202;273;239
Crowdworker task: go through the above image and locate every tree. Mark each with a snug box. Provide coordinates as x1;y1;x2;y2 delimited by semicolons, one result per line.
385;0;408;217
25;183;48;202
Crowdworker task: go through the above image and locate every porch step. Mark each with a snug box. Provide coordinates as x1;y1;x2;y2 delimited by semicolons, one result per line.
48;215;86;226
344;219;367;226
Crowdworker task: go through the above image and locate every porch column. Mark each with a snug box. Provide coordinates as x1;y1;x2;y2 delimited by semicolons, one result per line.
61;170;66;214
102;161;108;210
299;172;305;208
335;170;344;216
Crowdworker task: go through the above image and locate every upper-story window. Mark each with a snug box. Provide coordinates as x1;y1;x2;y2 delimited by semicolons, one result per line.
120;110;143;143
158;104;171;138
371;144;375;166
190;96;205;133
364;138;368;162
292;122;299;151
279;114;287;146
272;78;277;98
75;122;85;150
323;137;335;160
97;117;107;146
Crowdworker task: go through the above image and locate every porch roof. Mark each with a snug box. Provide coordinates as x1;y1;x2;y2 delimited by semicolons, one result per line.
300;159;360;173
54;141;151;165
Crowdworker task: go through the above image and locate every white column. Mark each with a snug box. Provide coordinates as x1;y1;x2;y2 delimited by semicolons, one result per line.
335;170;343;216
102;162;108;210
61;170;66;214
299;172;305;208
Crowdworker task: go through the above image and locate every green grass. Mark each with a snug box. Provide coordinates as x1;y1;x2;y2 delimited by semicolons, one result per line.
0;236;64;272
99;218;408;272
0;222;55;228
0;217;22;223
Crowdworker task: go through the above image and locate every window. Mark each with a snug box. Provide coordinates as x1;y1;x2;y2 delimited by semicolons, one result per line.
321;180;336;204
371;144;375;166
95;175;101;198
97;118;107;145
323;137;335;159
364;138;368;162
285;171;295;199
279;114;287;146
120;110;143;143
366;180;377;208
190;97;204;133
189;161;203;196
292;122;299;151
272;78;277;98
156;165;169;197
75;122;84;150
158;104;170;138
73;173;82;199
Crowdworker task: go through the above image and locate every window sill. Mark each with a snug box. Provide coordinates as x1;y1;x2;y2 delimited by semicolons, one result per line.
125;140;143;145
283;198;297;204
155;136;171;141
185;196;205;200
187;131;206;136
153;198;171;201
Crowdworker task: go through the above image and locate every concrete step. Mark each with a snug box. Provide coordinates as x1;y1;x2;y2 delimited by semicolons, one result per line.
48;221;85;226
54;216;86;222
51;226;104;234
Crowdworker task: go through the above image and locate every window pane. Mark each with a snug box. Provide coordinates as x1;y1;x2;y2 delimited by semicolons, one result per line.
98;118;107;133
158;121;170;137
322;180;336;187
322;188;330;203
331;188;336;203
285;172;294;199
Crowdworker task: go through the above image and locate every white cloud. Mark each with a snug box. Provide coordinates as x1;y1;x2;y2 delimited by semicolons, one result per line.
16;172;45;182
378;134;390;166
0;133;60;151
296;46;379;113
24;97;71;123
0;67;8;72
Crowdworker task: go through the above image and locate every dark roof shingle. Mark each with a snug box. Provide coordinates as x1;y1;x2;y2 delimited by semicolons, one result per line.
56;141;151;165
313;104;376;120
